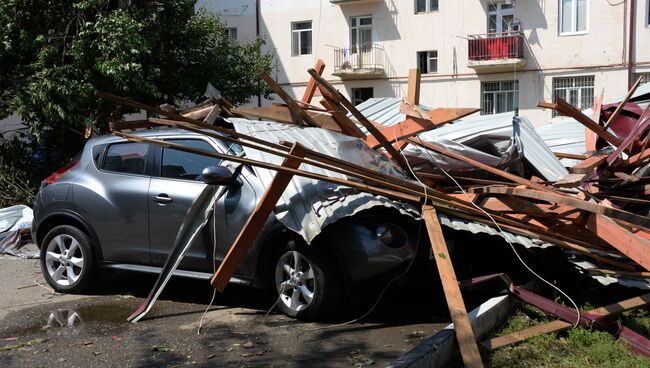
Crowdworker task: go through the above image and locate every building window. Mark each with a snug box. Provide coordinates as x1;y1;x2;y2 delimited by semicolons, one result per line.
633;72;650;85
552;76;594;116
415;0;438;13
480;80;519;115
647;0;650;26
226;27;238;41
488;3;516;34
291;21;312;56
417;51;438;74
560;0;588;35
351;87;374;105
350;15;373;53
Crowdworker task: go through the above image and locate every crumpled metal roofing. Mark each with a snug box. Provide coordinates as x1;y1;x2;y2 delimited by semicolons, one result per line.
230;118;419;243
354;97;568;181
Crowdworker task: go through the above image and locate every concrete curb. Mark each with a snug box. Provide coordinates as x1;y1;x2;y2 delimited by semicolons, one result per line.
387;292;517;368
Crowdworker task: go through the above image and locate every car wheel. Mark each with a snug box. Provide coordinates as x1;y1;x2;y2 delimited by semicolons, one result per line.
274;240;341;320
40;225;96;293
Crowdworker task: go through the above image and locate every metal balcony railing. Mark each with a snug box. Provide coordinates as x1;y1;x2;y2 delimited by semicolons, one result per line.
333;43;385;73
468;31;524;61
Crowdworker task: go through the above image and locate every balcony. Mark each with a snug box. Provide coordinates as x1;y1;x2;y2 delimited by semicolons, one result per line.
332;44;385;79
467;32;526;72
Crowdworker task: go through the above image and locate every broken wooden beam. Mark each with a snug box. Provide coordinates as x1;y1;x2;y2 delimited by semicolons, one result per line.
406;68;421;105
211;143;307;291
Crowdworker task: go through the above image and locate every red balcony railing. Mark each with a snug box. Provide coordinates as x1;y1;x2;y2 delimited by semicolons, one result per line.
468;32;524;61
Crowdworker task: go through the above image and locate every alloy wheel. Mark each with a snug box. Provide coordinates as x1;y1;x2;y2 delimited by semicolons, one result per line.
275;251;316;312
45;234;85;286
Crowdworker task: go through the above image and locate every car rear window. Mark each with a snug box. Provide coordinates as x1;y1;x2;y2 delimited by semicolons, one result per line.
161;139;221;181
102;142;149;175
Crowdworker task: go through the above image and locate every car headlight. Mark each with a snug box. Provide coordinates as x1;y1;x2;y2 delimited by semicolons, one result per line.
376;223;408;249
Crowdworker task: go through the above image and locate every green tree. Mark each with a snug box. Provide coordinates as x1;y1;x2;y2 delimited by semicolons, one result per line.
0;0;272;206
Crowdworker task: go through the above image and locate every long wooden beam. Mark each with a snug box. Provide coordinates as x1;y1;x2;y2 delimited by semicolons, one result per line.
306;68;412;173
553;97;623;147
405;137;559;194
406;68;421;105
475;186;650;229
260;72;319;127
423;206;484;368
211;144;306;291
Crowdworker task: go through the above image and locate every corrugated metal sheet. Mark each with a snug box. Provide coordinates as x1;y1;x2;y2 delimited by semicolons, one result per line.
231;118;419;243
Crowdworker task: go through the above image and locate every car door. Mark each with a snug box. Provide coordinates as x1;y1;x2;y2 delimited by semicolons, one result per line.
74;141;152;264
148;138;221;271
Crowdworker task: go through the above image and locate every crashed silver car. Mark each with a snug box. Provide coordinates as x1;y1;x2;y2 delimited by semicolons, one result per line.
32;120;420;319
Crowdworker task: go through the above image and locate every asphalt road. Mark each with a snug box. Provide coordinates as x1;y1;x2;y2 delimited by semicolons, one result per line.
0;247;453;368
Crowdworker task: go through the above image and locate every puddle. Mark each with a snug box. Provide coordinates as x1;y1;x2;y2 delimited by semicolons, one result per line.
47;309;82;328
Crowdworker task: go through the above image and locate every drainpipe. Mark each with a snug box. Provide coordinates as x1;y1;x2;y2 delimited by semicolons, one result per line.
628;0;636;89
256;0;262;107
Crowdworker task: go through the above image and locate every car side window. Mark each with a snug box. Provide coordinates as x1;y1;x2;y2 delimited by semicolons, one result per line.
102;142;149;175
162;139;221;181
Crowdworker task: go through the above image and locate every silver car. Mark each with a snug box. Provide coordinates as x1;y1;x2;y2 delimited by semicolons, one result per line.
33;128;419;319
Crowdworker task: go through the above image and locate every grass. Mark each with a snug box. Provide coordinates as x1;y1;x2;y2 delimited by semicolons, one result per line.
485;304;650;368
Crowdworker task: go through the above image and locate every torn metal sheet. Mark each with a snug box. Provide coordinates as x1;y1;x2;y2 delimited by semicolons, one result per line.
230;119;420;243
128;184;226;322
512;117;569;182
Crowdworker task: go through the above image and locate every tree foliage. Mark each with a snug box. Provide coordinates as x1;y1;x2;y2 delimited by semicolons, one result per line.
0;0;272;205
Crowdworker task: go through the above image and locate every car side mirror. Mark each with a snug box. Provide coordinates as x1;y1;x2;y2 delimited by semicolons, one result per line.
202;165;240;186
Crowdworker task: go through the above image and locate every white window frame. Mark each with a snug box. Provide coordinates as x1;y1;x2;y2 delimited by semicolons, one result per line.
291;21;312;57
480;80;519;115
350;15;373;54
226;27;237;41
488;3;516;34
417;50;438;74
415;0;439;14
559;0;589;36
646;0;650;27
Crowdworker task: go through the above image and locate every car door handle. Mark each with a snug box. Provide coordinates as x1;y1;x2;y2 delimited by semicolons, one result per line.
152;194;173;204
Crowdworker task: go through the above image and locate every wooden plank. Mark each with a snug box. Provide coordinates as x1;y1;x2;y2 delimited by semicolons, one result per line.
203;105;222;125
113;131;422;204
569;154;607;174
319;99;366;138
553;97;623;147
406;68;421;105
109;119;158;131
365;107;479;149
587;89;604;151
307;68;412;173
232;105;343;133
211;143;307;291
183;104;215;120
483;293;650;351
301;59;326;104
586;213;650;272
553;152;587;160
603;76;643;129
260;72;319;127
423;206;484;368
405;138;559;194
537;101;558;110
553;173;588;188
475;186;650;229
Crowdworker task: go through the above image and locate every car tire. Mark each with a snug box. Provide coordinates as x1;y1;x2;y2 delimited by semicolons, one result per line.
273;239;342;321
40;225;97;293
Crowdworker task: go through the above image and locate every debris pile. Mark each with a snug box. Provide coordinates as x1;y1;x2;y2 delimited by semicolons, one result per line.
98;63;650;366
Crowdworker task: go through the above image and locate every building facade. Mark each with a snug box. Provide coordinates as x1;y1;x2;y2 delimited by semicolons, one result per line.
200;0;650;126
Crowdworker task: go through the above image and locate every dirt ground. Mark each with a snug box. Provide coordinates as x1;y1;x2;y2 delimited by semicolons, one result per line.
0;246;456;368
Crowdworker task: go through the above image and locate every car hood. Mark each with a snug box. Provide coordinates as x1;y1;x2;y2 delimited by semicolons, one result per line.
231;118;420;243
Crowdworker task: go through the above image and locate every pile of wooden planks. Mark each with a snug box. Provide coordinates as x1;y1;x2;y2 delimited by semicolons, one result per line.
99;64;650;367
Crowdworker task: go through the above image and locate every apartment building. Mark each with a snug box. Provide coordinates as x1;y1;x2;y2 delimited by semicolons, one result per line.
200;0;650;125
